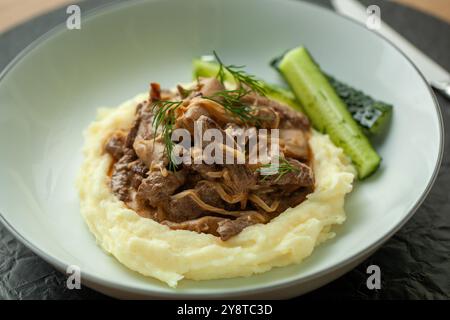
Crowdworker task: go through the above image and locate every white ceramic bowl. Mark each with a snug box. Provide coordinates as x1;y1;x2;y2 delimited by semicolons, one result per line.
0;0;443;299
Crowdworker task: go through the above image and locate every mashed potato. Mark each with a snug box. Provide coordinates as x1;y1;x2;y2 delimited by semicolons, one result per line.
77;94;355;287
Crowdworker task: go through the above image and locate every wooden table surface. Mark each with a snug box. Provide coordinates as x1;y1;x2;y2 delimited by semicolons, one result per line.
0;0;449;33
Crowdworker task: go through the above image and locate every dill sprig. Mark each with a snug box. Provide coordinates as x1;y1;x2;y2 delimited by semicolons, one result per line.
204;87;257;123
258;157;301;182
213;51;266;96
151;100;183;170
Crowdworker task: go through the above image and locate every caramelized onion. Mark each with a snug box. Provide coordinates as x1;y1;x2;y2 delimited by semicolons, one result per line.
248;194;280;213
202;181;246;204
171;190;255;217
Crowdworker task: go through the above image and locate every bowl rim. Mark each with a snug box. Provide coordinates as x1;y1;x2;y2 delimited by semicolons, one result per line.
0;0;444;298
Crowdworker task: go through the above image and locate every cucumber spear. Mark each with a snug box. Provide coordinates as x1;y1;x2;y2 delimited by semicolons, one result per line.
273;47;381;179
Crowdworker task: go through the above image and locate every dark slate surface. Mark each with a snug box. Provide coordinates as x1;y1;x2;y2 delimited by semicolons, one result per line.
0;0;449;300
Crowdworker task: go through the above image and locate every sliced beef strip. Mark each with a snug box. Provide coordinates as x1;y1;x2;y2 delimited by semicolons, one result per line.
165;180;225;222
136;169;186;208
161;216;227;236
135;108;154;141
129;160;148;176
242;92;310;130
217;212;268;240
111;170;132;202
125;112;142;148
249;158;314;214
250;184;312;215
286;186;314;208
124;101;154;149
110;149;138;202
181;163;226;193
166;194;204;222
195;180;225;207
122;102;154;158
125;100;170;168
128;160;148;189
223;164;257;194
129;85;179;146
130;102;156;143
105;133;126;160
163;212;267;241
259;158;314;187
271;103;310;130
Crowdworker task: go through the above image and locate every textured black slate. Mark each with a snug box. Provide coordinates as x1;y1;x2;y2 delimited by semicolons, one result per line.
0;0;449;300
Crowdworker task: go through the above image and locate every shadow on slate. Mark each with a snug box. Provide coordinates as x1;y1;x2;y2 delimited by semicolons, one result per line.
0;0;448;300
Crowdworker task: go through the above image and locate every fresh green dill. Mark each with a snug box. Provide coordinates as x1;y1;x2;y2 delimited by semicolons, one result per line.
257;157;301;182
213;51;266;96
151;52;267;169
204;87;256;123
151;100;183;170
